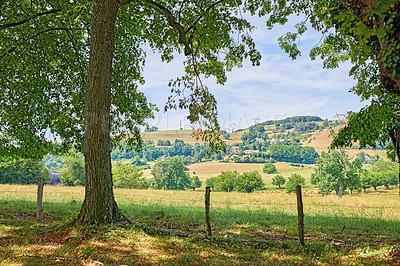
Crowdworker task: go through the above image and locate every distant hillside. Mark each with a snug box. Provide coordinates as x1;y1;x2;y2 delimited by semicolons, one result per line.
141;129;244;146
303;120;386;159
140;116;386;158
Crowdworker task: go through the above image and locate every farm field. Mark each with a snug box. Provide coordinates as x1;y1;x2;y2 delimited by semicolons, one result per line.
141;161;315;188
1;184;400;265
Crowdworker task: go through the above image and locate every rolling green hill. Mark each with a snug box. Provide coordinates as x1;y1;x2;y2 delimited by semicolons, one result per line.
140;117;386;159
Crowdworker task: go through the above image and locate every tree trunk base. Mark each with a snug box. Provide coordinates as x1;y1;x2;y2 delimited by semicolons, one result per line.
74;199;130;225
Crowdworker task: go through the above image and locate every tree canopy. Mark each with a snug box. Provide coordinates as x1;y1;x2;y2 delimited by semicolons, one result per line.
151;156;191;190
311;150;362;196
260;0;400;97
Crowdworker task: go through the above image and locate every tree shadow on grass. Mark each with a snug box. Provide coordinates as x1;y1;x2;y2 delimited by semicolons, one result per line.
0;200;399;265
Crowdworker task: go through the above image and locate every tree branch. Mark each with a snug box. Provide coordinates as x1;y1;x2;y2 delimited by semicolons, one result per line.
186;0;225;34
120;0;192;55
0;9;62;31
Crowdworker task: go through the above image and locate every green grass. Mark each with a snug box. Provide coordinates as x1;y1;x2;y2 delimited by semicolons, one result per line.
1;184;400;265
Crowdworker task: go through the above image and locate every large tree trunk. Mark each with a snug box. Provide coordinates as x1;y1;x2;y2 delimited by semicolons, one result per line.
75;0;125;224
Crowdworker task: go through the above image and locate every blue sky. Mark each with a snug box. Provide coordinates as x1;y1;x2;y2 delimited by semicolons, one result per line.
140;15;368;131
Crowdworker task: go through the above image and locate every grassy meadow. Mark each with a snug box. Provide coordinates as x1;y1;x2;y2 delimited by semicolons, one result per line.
1;123;397;265
1;182;400;265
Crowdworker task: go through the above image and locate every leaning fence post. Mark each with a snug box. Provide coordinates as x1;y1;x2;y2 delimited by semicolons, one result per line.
36;178;45;222
205;186;212;237
296;185;305;246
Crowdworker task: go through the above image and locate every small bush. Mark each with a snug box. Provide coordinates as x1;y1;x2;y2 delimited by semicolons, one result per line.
263;163;277;174
113;164;149;189
235;171;265;193
285;174;305;193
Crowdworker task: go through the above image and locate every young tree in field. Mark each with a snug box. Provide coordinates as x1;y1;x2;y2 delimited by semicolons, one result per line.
235;171;264;193
60;157;85;186
271;175;286;190
151;157;191;190
112;164;148;189
332;96;400;195
369;159;398;190
263;163;277;174
359;170;373;193
213;171;239;192
311;150;362;197
190;176;202;191
205;177;216;191
285;174;305;194
1;1;260;224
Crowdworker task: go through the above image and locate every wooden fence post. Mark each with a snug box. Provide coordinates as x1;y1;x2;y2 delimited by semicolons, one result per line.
36;178;45;222
296;185;305;246
205;186;212;237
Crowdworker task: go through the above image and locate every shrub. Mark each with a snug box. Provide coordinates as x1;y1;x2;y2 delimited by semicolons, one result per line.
263;163;277;174
151;156;191;190
113;164;148;189
0;159;49;184
235;171;264;193
285;174;305;193
60;157;85;186
190;176;202;191
213;171;239;192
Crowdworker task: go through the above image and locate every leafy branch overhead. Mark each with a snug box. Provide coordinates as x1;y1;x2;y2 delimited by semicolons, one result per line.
259;0;400;96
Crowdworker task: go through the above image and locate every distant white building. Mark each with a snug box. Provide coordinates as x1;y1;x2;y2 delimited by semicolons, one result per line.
231;146;240;153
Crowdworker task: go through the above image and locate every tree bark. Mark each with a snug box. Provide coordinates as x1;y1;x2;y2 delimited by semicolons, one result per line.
75;0;125;224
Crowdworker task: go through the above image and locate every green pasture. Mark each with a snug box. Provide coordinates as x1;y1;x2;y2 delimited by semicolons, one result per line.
1;184;400;265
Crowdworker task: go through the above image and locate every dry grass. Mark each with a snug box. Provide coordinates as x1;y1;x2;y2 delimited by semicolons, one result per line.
304;126;387;159
1;184;400;265
141;130;199;144
141;161;314;182
2;184;399;221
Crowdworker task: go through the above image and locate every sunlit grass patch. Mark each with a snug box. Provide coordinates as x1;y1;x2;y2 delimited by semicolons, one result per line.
1;184;400;264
